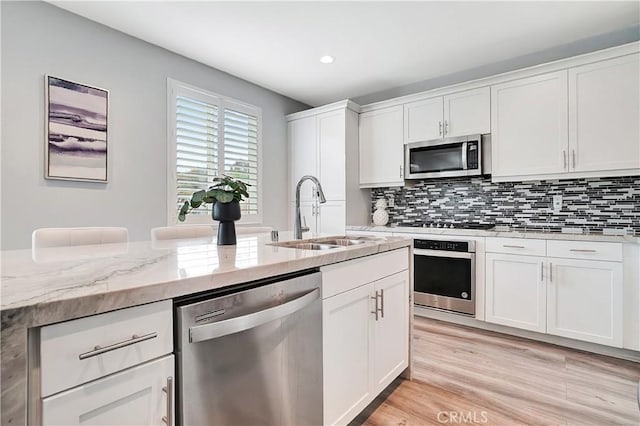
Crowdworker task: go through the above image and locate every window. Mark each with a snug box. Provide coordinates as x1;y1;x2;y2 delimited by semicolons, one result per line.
168;79;262;224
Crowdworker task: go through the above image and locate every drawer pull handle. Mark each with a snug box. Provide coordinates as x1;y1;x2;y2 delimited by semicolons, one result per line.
570;249;597;253
162;376;173;425
503;244;526;249
78;332;158;360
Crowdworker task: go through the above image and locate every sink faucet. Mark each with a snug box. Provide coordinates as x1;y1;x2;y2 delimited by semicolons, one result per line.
295;175;326;239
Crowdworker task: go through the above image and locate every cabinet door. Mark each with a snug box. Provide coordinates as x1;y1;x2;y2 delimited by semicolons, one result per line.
318;111;346;200
289;116;318;202
323;283;373;426
359;106;404;187
404;97;443;143
318;201;345;235
568;54;640;173
372;271;409;395
443;87;490;137
547;258;623;347
42;355;174;426
491;71;568;178
485;253;546;333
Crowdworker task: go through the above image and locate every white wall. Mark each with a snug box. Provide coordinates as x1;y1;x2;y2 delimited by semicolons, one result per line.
0;1;308;249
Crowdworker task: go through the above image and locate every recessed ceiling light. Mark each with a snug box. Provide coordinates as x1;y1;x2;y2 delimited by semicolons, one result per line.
319;55;334;64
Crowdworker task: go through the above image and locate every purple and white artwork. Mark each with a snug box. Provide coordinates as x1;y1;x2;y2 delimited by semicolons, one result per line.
46;76;108;182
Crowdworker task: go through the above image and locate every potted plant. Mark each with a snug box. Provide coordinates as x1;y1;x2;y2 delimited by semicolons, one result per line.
178;175;250;245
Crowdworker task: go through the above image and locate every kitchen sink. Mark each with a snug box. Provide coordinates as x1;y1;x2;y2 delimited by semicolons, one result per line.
271;235;382;251
272;241;341;250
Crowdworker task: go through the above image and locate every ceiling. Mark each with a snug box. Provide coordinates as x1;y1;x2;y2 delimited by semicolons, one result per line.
51;1;639;107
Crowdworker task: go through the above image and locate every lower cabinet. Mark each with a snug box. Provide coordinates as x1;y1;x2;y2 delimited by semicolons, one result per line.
322;269;409;426
485;240;625;348
547;258;623;347
42;355;174;426
485;253;546;333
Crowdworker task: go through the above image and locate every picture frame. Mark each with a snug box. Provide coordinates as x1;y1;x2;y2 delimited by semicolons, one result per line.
45;75;109;182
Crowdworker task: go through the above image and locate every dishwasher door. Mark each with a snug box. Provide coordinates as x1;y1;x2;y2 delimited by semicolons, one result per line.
176;271;322;426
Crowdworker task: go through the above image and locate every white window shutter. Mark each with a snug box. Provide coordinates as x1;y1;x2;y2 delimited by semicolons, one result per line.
223;108;259;216
175;95;219;218
169;80;262;224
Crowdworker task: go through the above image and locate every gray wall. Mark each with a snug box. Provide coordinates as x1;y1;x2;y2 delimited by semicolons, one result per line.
354;25;640;105
1;1;308;249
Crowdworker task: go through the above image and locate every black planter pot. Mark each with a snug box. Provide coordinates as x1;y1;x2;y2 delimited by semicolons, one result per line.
212;200;241;245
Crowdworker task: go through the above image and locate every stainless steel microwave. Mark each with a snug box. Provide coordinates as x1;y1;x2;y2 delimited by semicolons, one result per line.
404;134;491;180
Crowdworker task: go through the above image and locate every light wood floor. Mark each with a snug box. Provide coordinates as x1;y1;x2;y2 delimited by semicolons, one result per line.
354;317;640;426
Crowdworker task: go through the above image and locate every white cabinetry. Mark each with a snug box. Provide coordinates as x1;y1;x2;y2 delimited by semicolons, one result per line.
359;106;404;187
39;301;175;425
485;238;625;348
491;53;639;181
491;71;569;178
404;87;490;143
372;272;410;394
404;97;443;143
547;258;623;347
568;53;640;173
288;101;368;233
42;356;174;426
289;115;317;203
322;283;373;426
321;249;410;426
485;253;546;333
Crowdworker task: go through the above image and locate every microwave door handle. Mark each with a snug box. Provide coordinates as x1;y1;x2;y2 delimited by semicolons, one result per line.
461;141;468;170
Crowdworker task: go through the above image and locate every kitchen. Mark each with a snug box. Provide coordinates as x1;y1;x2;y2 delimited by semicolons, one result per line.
1;1;639;425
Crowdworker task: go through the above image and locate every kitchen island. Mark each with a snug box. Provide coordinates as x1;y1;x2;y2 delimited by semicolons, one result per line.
1;233;412;425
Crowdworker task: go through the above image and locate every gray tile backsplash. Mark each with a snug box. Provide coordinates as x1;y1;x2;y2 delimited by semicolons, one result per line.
371;176;640;234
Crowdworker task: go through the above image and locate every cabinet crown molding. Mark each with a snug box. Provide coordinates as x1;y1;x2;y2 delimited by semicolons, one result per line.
287;99;360;121
359;41;640;113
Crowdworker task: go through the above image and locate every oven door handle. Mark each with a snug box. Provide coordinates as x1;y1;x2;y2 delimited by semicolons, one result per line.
414;248;474;259
188;288;319;343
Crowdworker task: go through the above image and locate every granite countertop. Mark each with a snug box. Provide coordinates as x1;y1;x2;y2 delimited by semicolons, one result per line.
0;232;411;426
347;225;640;244
1;232;410;320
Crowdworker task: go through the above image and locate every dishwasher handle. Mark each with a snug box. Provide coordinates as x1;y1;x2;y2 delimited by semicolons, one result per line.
189;287;320;343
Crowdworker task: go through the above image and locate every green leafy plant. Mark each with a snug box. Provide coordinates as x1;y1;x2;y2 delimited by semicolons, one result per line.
178;175;250;222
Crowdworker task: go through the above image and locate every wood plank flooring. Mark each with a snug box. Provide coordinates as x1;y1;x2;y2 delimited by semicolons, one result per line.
354;317;640;425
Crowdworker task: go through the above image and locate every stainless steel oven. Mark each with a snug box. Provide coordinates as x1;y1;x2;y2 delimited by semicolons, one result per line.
413;239;475;316
404;134;490;179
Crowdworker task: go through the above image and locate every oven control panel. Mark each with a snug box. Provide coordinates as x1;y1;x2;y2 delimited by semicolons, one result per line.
414;239;472;252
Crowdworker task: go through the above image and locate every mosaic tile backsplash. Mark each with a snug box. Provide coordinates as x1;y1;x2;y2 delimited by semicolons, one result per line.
371;176;640;234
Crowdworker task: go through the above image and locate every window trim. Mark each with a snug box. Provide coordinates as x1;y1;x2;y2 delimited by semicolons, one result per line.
167;78;263;225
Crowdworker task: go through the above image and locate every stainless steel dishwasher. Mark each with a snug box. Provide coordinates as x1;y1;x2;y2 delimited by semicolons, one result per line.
175;271;322;426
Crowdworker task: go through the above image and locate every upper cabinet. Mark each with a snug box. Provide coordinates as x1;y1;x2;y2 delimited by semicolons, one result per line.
404;97;443;143
568;54;640;173
288;101;369;232
443;87;491;138
404;87;490;143
359;106;404;187
491;71;569;178
491;53;640;182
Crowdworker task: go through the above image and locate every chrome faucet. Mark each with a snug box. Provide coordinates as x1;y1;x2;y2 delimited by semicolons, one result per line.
295;175;326;239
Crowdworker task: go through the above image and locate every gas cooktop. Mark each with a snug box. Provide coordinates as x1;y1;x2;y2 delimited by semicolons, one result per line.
413;223;496;230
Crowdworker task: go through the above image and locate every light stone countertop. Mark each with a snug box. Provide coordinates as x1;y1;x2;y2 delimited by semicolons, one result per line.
0;232;411;426
347;225;640;244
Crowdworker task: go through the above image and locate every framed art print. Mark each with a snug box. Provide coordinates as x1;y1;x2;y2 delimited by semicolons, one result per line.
45;76;108;182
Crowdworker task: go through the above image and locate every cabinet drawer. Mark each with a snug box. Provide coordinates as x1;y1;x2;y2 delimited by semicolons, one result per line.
41;300;173;397
486;237;546;256
321;248;409;299
547;240;622;262
42;355;174;426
